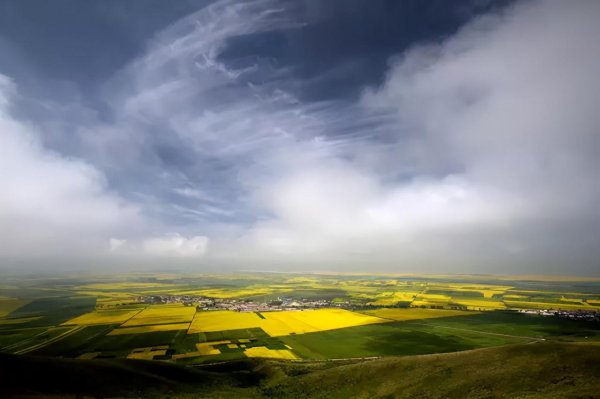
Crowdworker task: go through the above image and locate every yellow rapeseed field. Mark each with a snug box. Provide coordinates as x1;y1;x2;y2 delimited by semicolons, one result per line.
560;297;583;303
450;299;506;310
504;294;528;299
418;294;452;301
367;291;419;306
63;309;141;325
172;286;288;298
244;346;298;359
188;308;388;336
122;304;196;326
127;348;167;360
363;308;473;321
71;291;142;308
108;322;190;335
439;283;511;299
262;309;386;336
189;310;260;333
196;341;227;355
171;341;228;358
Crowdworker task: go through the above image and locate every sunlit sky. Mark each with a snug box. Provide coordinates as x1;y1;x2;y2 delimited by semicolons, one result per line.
1;0;599;275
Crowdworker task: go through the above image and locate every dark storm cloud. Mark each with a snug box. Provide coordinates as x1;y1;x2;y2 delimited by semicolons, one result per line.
219;0;513;101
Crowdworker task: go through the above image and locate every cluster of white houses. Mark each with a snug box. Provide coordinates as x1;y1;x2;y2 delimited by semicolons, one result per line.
519;308;599;321
139;294;334;312
137;294;599;321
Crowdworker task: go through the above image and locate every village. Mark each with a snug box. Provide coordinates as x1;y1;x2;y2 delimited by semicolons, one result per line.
518;308;600;322
138;294;600;322
139;294;335;312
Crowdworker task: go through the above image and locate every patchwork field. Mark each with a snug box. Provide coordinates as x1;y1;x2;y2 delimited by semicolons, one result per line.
0;273;598;366
126;347;168;360
189;309;388;337
172;287;285;298
122;304;196;326
244;346;298;359
0;299;30;318
64;309;141;325
367;291;419;306
109;322;190;335
450;298;506;310
363;308;474;321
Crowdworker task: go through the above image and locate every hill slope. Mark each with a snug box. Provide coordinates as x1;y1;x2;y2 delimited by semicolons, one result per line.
1;342;599;398
263;342;600;398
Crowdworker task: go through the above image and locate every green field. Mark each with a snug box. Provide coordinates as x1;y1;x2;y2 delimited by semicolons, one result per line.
1;342;599;398
0;327;50;351
0;273;598;397
30;325;115;356
403;311;600;340
281;311;600;359
4;296;96;328
280;321;523;359
0;273;598;365
88;330;181;353
201;327;272;342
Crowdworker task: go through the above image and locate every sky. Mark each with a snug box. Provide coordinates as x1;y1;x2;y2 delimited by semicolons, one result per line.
1;0;599;275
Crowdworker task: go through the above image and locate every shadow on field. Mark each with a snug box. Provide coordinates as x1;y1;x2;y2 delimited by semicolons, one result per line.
362;330;471;355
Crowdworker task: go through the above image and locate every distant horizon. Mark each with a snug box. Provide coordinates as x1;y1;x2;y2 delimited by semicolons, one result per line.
2;268;600;281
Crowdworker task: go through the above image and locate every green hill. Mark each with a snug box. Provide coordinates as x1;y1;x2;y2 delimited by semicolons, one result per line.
1;342;599;398
262;342;600;398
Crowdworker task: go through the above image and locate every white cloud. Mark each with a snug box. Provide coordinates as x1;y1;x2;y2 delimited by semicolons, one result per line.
0;75;140;259
2;0;599;274
225;0;600;272
361;0;600;222
109;238;128;252
142;234;208;257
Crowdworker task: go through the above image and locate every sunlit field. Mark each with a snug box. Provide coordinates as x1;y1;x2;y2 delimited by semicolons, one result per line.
121;304;196;326
244;346;298;359
363;308;475;321
0;272;599;366
126;347;168;360
64;309;141;325
189;308;388;336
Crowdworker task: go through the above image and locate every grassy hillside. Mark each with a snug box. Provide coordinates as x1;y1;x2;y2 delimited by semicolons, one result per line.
263;342;600;398
1;342;599;398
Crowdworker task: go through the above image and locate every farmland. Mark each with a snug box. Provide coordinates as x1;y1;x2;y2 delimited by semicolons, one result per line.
64;309;141;325
0;272;598;366
1;341;599;398
121;304;196;326
188;308;387;336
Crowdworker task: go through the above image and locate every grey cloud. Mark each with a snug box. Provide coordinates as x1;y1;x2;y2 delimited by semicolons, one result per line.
1;0;598;275
0;75;141;260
